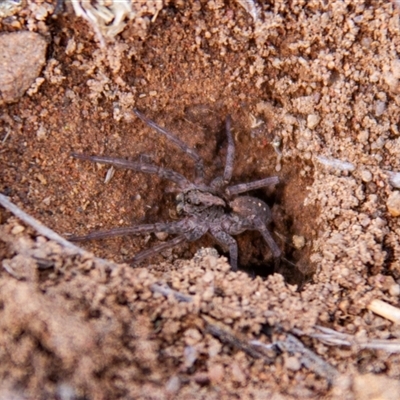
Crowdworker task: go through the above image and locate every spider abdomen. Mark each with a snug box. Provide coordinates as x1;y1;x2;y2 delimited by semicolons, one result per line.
229;196;272;223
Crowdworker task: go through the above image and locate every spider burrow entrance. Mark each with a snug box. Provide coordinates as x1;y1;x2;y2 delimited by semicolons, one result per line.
69;109;282;272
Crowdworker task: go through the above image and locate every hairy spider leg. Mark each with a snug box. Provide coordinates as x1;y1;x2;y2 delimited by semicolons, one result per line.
210;115;235;189
224;197;281;261
226;176;279;196
131;217;208;265
69;220;190;242
71;153;191;189
222;216;281;263
134;109;205;183
209;228;239;271
257;225;282;258
131;235;186;265
223;115;235;182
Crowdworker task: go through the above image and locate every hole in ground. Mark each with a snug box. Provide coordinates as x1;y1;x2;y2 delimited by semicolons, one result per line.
233;157;318;287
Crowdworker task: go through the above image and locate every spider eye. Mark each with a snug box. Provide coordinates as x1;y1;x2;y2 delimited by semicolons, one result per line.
176;193;183;202
186;198;191;204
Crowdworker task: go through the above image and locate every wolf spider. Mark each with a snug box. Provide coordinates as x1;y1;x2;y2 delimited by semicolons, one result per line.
70;109;281;271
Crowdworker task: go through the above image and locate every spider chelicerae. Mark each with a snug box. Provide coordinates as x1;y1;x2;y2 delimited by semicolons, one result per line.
70;109;281;271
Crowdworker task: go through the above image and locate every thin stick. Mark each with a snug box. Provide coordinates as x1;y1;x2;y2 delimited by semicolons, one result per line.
205;320;275;362
276;334;338;382
293;325;400;353
368;299;400;324
0;193;116;269
150;283;193;303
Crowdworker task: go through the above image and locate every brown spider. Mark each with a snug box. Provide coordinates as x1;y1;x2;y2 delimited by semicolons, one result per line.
70;109;281;271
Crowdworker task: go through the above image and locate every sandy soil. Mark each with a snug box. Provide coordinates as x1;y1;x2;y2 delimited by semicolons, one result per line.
1;0;400;398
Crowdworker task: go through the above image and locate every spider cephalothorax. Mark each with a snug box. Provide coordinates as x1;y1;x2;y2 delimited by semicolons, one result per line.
70;109;281;271
176;190;225;216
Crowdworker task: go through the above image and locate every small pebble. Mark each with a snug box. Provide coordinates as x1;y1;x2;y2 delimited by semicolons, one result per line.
120;247;129;256
361;169;372;182
387;191;400;217
0;0;22;17
165;376;180;393
375;100;386;117
208;364;224;384
392;59;400;79
155;231;168;241
206;254;218;268
389;284;400;297
357;130;369;143
285;355;301;371
307;114;320;129
231;362;246;384
388;172;400;189
193;372;210;385
42;197;51;206
36;125;47;140
11;224;25;235
293;235;306;249
183;345;197;368
202;270;214;283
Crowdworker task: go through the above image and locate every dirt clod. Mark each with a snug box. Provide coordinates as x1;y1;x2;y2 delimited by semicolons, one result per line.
0;31;47;105
387;191;400;217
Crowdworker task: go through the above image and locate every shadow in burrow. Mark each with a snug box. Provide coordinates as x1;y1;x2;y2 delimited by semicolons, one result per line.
218;157;318;288
188;106;319;287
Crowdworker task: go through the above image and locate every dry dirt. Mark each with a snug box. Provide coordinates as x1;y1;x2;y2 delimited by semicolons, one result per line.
1;0;400;399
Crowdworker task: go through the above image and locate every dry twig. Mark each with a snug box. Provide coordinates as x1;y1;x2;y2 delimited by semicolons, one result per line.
276;334;338;383
150;283;193;303
293;325;400;353
0;193;116;269
368;299;400;324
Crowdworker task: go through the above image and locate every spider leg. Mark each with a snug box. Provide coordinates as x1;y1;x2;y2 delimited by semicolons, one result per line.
134;109;205;183
130;235;186;265
223;115;235;182
226;176;279;196
210;228;238;271
69;221;188;242
131;217;207;265
210;115;235;189
257;225;282;258
71;153;191;189
223;199;281;261
226;218;281;260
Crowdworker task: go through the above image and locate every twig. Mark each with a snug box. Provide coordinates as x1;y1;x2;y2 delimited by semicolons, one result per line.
293;325;400;353
205;320;275;363
0;193;116;269
315;155;355;172
368;299;400;324
275;334;338;383
150;283;193;303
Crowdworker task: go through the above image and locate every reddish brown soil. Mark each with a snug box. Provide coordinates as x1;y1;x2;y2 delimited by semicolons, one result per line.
1;1;400;399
